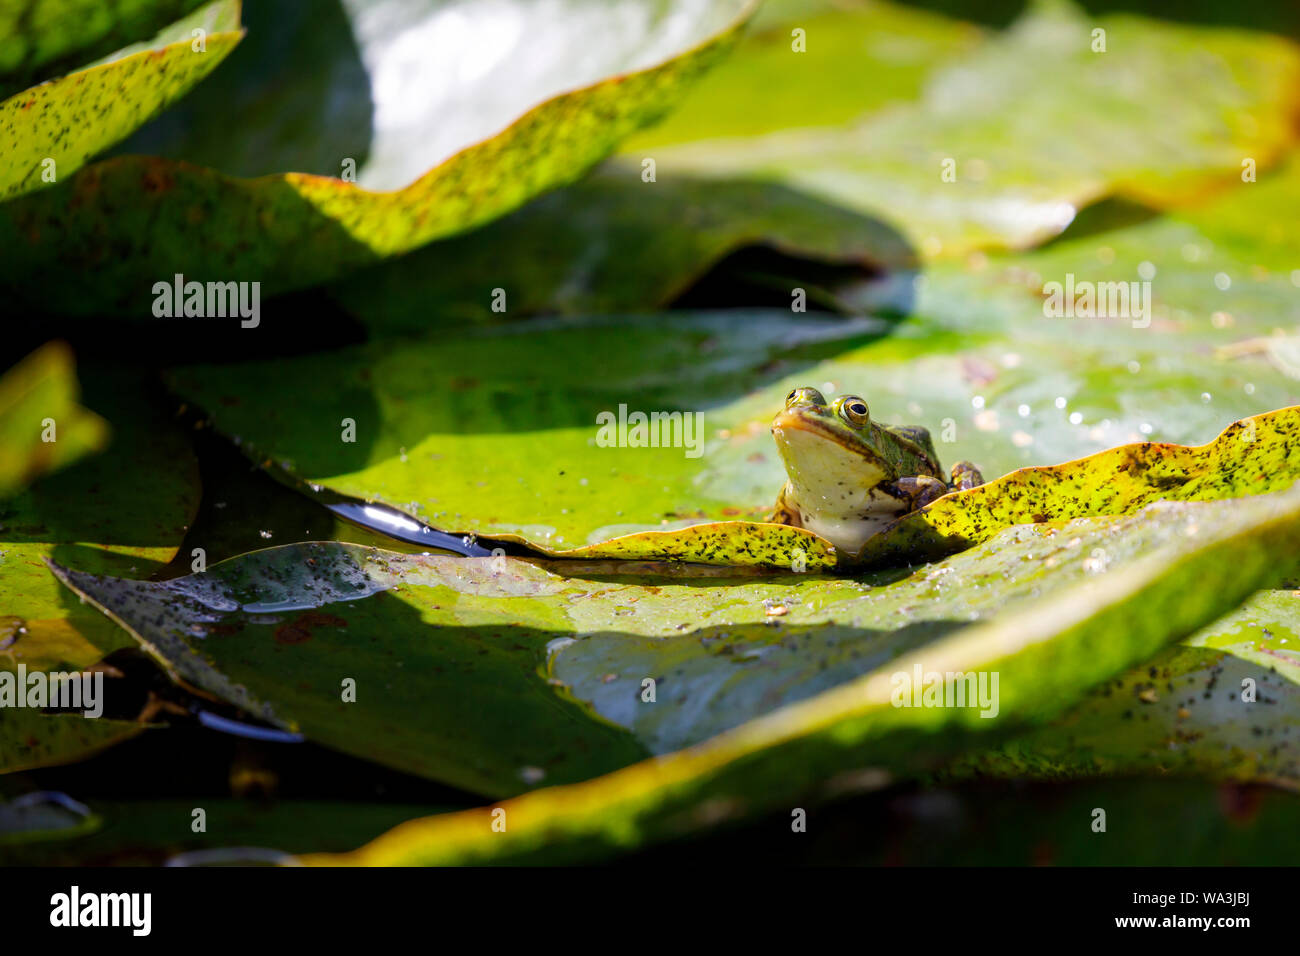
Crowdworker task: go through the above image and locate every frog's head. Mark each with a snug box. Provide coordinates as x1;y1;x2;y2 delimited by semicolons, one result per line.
771;387;930;510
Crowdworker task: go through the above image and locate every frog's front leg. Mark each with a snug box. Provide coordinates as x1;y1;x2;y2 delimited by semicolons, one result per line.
892;475;950;511
948;461;984;491
768;481;803;527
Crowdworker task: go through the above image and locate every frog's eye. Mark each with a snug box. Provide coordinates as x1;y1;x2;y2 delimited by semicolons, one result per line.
786;387;826;408
837;396;870;424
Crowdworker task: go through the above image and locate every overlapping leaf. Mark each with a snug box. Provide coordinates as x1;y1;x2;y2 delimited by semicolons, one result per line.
52;543;658;796
0;797;457;864
0;342;106;498
636;0;1300;256
328;166;917;333
327;2;1300;332
0;0;209;96
948;587;1300;789
0;0;758;314
167;311;886;562
0;0;242;200
167;296;1300;566
0;369;200;771
620;0;986;152
286;484;1300;864
52;485;1300;803
0;620;142;774
858;404;1300;565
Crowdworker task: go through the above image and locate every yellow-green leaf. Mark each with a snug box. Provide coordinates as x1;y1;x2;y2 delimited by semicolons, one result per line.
0;0;757;312
0;0;242;200
859;404;1300;566
0;342;107;498
299;483;1300;864
0;0;209;96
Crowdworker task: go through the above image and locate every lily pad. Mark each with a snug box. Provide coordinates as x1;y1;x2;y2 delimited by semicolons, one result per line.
858;404;1300;566
947;588;1300;788
977;155;1300;349
168;292;1300;567
638;0;1300;257
0;619;142;774
620;0;986;153
52;543;655;797
0;797;456;864
0;0;758;314
51;484;1300;802
0;791;100;845
0;1;209;96
0;367;200;771
0;342;107;498
0;0;243;200
328;166;917;333
289;483;1300;864
331;0;1300;332
167;310;893;561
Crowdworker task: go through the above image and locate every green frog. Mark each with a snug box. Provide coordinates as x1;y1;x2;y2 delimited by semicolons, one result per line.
769;387;983;554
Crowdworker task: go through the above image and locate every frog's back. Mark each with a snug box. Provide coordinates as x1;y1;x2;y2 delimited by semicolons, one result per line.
884;424;943;476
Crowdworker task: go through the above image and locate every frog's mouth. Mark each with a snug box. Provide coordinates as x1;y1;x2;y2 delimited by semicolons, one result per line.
771;409;889;500
771;406;840;444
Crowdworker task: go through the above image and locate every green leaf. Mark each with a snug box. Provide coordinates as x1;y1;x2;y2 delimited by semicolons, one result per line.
0;0;758;313
328;165;917;333
637;0;1300;256
0;620;143;774
167;311;889;560
0;797;457;863
949;588;1300;787
858;404;1300;566
167;290;1300;566
0;342;107;498
0;369;200;772
169;113;1300;565
0;0;209;96
0;791;100;846
0;0;243;200
288;484;1300;864
52;543;656;797
622;0;986;151
984;155;1300;348
51;485;1300;802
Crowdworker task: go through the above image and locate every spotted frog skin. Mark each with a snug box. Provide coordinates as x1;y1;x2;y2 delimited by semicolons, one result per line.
769;387;983;553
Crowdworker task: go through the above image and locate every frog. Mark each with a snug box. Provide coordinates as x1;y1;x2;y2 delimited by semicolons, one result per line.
768;386;983;554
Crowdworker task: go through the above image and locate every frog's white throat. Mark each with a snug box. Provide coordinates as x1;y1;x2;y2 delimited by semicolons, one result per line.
774;425;909;553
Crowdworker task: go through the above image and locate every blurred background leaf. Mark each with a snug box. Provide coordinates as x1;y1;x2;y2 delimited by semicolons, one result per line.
0;0;759;313
0;0;243;200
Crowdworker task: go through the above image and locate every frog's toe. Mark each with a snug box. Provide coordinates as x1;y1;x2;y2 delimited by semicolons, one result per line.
897;474;949;509
949;461;984;491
